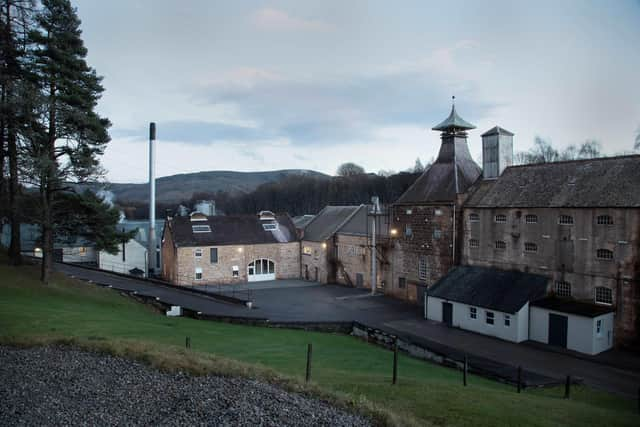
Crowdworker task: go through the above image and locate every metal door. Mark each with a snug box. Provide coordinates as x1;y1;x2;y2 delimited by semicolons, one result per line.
548;313;568;348
356;273;364;288
442;302;453;327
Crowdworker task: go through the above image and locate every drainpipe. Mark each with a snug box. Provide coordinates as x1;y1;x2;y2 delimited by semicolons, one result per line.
148;122;157;276
371;197;380;296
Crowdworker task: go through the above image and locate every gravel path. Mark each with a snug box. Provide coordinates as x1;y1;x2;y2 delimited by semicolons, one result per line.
0;346;371;427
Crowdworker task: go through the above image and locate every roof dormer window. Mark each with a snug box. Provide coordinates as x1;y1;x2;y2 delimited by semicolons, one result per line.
192;224;211;233
190;212;207;222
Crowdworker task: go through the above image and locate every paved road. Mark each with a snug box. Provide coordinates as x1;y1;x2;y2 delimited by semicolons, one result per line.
55;263;640;398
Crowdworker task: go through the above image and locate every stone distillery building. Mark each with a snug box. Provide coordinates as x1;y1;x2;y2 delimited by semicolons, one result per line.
161;211;300;286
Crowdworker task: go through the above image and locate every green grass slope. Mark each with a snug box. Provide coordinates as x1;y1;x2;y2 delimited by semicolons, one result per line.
0;258;637;426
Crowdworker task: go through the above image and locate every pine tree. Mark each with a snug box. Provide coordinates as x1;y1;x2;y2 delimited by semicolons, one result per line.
29;0;110;283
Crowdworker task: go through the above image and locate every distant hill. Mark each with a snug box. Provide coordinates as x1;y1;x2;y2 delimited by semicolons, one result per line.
94;169;329;204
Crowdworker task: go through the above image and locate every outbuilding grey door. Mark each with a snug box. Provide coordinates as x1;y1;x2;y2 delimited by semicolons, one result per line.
548;313;568;348
442;302;453;327
355;273;364;288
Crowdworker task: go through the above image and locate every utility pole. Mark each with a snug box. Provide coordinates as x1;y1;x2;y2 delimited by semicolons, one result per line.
370;196;381;296
148;122;157;276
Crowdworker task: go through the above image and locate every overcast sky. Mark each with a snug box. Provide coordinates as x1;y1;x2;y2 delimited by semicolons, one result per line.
73;0;640;183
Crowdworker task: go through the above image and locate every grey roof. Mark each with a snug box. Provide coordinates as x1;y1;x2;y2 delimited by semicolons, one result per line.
395;136;482;204
481;126;514;137
531;296;615;318
292;215;316;230
428;266;549;314
302;205;361;242
337;204;390;237
167;214;297;247
432;105;476;131
465;155;640;208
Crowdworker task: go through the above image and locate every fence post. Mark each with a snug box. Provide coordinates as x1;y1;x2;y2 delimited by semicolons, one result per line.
185;336;191;349
517;366;522;393
392;339;398;385
463;355;468;387
305;343;313;383
564;375;571;399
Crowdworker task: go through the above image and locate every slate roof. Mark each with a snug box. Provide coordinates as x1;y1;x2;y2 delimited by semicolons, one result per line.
167;214;298;247
531;296;615;318
336;204;390;237
432;105;476;131
395;138;482;204
428;266;549;314
302;205;361;242
465;155;640;208
481;126;514;137
292;215;316;230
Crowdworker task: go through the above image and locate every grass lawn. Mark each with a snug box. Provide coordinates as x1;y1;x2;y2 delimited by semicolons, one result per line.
0;258;637;426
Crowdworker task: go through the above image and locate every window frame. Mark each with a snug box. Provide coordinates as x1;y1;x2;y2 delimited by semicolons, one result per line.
504;314;511;327
192;224;212;233
554;280;571;297
209;247;218;264
594;286;613;305
194;248;203;258
558;215;574;225
398;277;406;289
195;267;203;281
596;319;602;336
525;214;538;224
469;213;480;222
495;240;506;250
596;248;613;260
596;215;613;225
494;214;507;224
469;306;477;319
418;256;428;281
469;238;480;248
524;242;538;253
486;311;495;325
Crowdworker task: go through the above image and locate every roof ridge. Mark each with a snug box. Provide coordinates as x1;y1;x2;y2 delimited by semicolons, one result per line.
506;154;640;170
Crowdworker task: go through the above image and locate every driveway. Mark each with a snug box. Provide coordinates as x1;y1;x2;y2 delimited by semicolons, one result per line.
55;263;640;398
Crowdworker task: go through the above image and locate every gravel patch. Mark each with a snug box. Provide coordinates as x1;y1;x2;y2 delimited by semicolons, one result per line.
0;346;371;427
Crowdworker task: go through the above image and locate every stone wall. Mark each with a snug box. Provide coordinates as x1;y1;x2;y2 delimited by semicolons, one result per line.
388;203;459;303
168;241;300;286
300;240;330;283
462;206;640;343
334;233;391;290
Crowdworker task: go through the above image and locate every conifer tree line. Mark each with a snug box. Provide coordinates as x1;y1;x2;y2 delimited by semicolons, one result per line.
1;0;127;283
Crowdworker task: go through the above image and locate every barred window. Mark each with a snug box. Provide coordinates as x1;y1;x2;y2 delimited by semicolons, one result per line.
495;240;506;250
555;281;571;297
494;214;507;223
418;257;428;281
596;249;613;260
469;307;477;319
525;214;538;224
595;287;613;305
469;239;480;248
596;215;613;225
524;242;538;253
559;215;574;225
469;213;480;222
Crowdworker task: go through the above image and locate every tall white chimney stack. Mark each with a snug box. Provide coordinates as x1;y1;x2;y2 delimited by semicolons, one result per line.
148;122;157;275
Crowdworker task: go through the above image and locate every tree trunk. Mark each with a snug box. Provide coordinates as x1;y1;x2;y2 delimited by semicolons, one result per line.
40;80;56;284
8;123;21;265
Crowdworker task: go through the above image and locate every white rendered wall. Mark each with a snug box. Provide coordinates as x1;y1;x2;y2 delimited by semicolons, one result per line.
99;239;147;277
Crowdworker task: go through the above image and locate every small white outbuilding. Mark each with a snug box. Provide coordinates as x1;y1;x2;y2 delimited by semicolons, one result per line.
530;297;615;355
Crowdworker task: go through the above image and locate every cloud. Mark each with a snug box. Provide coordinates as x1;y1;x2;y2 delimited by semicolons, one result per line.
251;7;333;32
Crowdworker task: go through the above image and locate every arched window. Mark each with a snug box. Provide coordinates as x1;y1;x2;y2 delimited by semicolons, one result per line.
248;259;275;276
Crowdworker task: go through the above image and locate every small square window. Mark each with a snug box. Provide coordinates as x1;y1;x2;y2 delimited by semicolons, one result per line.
469;213;479;222
595;287;613;305
486;311;495;325
232;265;239;277
555;281;571;297
406;209;413;215
194;248;202;258
495;240;506;250
596;249;613;260
494;214;507;223
469;307;477;319
195;267;203;280
469;239;479;248
433;228;442;240
504;314;511;327
525;214;538;224
524;242;538;253
596;215;613;225
434;209;442;216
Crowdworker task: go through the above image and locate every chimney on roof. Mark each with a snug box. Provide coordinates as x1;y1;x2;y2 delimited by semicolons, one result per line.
481;126;514;179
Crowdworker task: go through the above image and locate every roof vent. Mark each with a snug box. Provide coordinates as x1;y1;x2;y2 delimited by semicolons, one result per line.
190;212;208;222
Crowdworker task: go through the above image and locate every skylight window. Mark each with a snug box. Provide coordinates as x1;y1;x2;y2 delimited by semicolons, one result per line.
192;225;211;233
262;222;278;231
